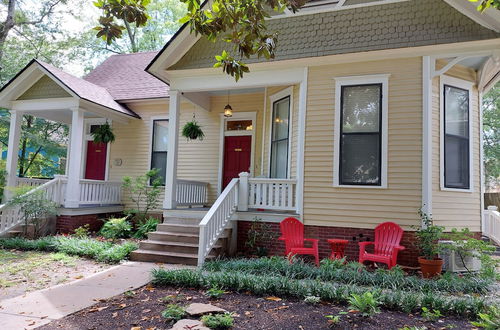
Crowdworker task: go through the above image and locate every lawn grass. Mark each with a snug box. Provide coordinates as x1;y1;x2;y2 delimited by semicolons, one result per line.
0;236;138;264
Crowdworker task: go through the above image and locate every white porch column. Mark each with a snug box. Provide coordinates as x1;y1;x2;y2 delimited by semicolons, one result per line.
4;110;23;198
237;172;249;211
421;56;433;219
164;90;180;209
295;68;308;218
65;108;85;208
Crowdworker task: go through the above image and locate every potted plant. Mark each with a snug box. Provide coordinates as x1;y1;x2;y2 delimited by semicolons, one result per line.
415;209;445;278
182;120;205;141
91;122;115;144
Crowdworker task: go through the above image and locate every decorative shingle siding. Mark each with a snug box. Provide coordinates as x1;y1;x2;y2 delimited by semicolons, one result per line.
17;76;71;100
170;0;500;70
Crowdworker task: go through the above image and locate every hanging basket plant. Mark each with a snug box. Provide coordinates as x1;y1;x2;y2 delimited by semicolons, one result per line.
92;122;115;144
182;119;205;141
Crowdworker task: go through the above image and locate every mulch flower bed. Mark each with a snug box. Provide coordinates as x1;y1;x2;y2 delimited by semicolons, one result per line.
40;285;474;329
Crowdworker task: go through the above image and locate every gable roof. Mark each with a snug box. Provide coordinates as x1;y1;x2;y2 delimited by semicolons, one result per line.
85;51;168;101
35;60;140;118
146;0;500;79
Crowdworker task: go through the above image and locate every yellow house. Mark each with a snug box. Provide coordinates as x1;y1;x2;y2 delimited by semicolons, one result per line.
1;0;499;266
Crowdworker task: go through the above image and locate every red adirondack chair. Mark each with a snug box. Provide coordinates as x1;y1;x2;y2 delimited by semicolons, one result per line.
358;222;405;269
279;217;319;266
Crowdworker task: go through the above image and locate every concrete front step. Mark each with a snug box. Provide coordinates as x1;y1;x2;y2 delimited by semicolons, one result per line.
157;223;200;234
163;217;202;225
138;240;222;255
130;249;215;266
148;231;200;244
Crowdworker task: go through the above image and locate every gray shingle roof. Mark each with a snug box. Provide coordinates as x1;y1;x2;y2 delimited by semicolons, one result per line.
36;60;140;118
170;0;500;70
85;51;169;101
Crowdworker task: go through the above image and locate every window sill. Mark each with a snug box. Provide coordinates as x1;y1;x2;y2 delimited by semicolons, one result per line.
440;187;474;193
333;184;387;189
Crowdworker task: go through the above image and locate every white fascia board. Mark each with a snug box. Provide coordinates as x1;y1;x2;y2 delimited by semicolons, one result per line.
11;97;78;111
0;64;41;108
170;67;305;92
79;100;132;124
444;0;500;33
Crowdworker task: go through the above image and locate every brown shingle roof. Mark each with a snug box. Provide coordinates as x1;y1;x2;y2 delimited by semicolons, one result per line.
85;51;169;101
36;60;140;119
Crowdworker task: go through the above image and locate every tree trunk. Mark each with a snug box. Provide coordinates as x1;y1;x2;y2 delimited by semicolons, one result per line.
124;20;138;53
0;0;17;81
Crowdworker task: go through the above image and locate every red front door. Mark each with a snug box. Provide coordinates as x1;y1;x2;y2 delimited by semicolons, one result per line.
85;141;107;180
223;135;251;189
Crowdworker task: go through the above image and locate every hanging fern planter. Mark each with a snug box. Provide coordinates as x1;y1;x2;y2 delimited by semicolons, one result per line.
91;122;115;144
182;118;205;141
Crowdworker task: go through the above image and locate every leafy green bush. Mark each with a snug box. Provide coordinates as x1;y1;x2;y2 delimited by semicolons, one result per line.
133;217;159;239
348;291;381;316
0;236;137;264
201;313;234;329
122;170;162;222
161;304;186;321
421;307;443;322
203;257;492;294
471;305;500;330
151;268;487;318
206;286;225;299
73;224;91;238
99;216;132;239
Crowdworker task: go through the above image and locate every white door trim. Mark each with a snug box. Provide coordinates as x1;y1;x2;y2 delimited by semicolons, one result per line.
217;111;257;195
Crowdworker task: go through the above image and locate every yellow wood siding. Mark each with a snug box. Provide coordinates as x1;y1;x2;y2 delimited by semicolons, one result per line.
17;76;71;100
304;58;423;229
432;64;481;231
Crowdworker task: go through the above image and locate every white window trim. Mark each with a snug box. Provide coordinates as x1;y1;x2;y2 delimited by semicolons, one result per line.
439;75;474;193
268;86;294;179
149;115;169;186
333;74;390;189
217;111;257;195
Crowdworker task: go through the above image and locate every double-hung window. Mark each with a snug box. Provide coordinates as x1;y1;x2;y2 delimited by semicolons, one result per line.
334;75;388;187
150;119;169;185
270;91;292;178
441;76;472;191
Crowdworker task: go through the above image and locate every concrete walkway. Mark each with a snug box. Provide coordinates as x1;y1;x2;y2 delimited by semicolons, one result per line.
0;261;184;329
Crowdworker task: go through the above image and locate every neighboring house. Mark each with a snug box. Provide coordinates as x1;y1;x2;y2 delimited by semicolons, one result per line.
0;0;499;266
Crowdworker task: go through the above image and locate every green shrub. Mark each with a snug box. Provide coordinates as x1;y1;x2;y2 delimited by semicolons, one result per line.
201;313;234;329
421;307;443;322
203;257;492;294
348;291;381;317
73;224;91;238
471;305;500;330
133;217;159;239
99;216;132;239
0;236;137;264
151;268;487;318
304;295;321;304
122;170;162;222
161;304;186;321
206;286;225;299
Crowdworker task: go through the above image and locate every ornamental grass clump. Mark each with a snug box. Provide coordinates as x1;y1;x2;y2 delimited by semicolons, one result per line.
203;257;492;294
151;268;487;318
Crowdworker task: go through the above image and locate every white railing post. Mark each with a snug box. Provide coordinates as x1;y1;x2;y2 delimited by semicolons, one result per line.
238;172;249;211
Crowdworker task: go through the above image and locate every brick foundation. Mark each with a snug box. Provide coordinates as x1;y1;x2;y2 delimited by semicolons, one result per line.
56;213;122;234
237;221;421;267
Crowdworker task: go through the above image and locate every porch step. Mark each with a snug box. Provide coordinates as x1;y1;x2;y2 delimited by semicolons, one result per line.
129;249;216;266
156;223;200;234
148;231;201;244
163;217;202;225
138;240;223;255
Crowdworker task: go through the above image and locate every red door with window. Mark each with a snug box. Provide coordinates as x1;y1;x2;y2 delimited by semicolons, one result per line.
223;136;251;189
85;141;107;180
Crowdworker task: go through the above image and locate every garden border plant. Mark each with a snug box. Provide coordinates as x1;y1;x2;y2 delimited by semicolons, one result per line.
0;236;138;264
151;268;489;318
202;257;493;294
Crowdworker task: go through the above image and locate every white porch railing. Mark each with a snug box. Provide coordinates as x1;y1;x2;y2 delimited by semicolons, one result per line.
74;179;122;206
247;177;297;211
16;177;51;188
483;206;500;245
197;178;239;266
0;177;62;236
176;179;209;207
